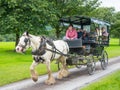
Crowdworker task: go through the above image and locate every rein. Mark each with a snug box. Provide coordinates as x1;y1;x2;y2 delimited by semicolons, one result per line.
46;48;69;57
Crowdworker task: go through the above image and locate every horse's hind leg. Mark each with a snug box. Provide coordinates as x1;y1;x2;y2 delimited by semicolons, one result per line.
30;61;39;82
45;61;56;85
57;56;69;79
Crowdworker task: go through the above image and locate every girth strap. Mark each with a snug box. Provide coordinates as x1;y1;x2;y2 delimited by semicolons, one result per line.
33;56;45;63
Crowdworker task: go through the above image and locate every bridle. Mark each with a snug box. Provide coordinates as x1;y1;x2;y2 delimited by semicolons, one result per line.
18;35;31;51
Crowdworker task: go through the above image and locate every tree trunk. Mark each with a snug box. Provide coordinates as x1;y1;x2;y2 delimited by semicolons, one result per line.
15;32;19;47
119;36;120;46
56;30;60;38
55;25;61;39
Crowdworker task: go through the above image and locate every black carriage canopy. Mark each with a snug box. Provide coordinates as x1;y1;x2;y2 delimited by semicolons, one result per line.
59;16;110;27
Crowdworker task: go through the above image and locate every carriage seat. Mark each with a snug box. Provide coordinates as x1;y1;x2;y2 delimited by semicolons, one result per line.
83;39;96;44
65;39;82;48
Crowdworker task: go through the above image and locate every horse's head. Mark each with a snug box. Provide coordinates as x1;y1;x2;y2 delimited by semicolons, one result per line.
16;31;31;53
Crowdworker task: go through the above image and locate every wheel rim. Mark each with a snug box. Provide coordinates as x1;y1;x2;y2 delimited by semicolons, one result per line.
101;51;108;70
87;55;96;75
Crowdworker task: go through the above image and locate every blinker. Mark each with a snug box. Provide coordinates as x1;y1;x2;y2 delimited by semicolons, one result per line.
24;38;28;43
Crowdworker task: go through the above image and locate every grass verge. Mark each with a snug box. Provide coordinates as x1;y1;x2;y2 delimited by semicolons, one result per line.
81;70;120;90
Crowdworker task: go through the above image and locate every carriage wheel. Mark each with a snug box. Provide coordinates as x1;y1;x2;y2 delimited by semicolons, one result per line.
86;54;96;75
101;50;108;70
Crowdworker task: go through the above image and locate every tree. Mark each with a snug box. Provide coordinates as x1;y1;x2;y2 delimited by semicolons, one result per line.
90;7;115;22
0;0;50;46
111;12;120;45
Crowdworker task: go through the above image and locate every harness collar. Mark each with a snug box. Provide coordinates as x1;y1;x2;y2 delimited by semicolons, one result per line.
32;36;56;62
32;36;46;56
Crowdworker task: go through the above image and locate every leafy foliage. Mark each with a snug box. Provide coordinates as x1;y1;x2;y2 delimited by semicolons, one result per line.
111;12;120;37
0;0;52;45
110;11;120;45
90;7;115;22
0;0;50;35
0;34;15;41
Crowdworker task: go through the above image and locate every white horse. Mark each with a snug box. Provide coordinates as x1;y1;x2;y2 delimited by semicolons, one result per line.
16;31;69;85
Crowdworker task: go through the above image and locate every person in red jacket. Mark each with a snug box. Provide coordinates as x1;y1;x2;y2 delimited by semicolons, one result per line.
65;24;77;40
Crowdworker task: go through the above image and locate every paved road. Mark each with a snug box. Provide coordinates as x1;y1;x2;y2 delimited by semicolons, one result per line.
0;56;120;90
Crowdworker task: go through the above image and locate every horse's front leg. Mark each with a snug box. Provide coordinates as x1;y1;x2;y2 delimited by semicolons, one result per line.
45;61;56;85
30;61;39;82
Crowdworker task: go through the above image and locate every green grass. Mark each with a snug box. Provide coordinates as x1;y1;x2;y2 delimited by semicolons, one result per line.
0;38;120;86
106;38;120;58
81;70;120;90
110;38;120;45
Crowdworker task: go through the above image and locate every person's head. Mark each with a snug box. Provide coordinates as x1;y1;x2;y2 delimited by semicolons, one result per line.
95;27;99;30
95;27;99;32
68;24;73;30
101;27;106;32
78;28;82;31
83;30;86;33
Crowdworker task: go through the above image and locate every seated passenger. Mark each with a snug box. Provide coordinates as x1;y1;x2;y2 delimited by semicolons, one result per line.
94;27;100;41
64;24;77;40
101;27;109;41
77;28;83;39
82;30;89;41
95;27;99;37
81;30;88;49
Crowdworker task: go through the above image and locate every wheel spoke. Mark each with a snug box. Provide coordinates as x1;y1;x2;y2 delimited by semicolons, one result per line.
101;50;108;70
87;54;96;75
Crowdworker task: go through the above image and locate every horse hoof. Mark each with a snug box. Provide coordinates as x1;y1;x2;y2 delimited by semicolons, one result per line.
45;79;56;85
57;74;63;80
61;70;69;77
32;76;38;82
45;81;55;85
